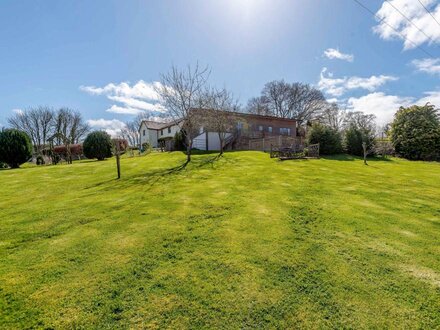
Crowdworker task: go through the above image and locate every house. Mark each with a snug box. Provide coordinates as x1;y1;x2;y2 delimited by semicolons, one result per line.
139;109;299;151
139;120;182;148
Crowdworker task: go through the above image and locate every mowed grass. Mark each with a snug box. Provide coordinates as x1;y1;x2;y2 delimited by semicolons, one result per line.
0;152;439;329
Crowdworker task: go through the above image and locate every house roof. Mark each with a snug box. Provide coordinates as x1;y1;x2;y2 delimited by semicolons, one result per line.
190;108;298;123
141;120;182;130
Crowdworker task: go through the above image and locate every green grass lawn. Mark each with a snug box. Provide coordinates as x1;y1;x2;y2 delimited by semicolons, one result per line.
0;152;439;328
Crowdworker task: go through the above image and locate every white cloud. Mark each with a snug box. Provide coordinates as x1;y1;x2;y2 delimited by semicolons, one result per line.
373;0;440;50
318;68;398;96
12;108;23;115
87;118;126;137
347;92;414;124
80;80;166;116
323;48;354;62
417;90;440;107
412;57;440;75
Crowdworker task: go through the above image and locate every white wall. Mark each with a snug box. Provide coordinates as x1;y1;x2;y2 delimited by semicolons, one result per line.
193;132;207;150
157;123;180;140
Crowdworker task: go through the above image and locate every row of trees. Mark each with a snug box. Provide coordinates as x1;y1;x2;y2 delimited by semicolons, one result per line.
8;107;89;154
307;109;376;158
307;102;440;161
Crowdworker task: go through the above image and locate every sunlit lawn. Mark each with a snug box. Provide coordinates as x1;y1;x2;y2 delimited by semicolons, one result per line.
0;151;439;328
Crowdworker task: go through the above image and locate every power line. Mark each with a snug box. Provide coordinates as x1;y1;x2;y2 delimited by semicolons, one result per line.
416;0;440;29
385;0;438;46
352;0;436;58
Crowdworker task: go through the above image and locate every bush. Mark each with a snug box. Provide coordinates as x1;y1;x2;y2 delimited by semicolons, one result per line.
83;131;112;160
306;123;342;155
0;129;32;168
52;144;83;164
36;155;45;165
344;125;376;157
390;104;440;160
174;130;186;151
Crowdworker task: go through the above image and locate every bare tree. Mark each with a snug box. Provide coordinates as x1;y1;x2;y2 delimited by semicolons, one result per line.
205;87;239;155
156;63;210;162
319;103;346;131
53;108;89;145
52;108;89;163
8;106;54;153
288;83;327;123
246;96;271;116
248;80;326;123
343;111;376;133
120;121;140;148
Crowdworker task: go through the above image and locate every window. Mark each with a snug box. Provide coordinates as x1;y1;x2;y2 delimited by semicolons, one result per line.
280;128;291;136
168;127;171;134
258;125;263;131
161;129;163;136
268;126;272;133
143;130;145;136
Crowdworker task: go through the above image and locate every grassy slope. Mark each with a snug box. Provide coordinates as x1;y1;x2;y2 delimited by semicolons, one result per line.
0;152;439;328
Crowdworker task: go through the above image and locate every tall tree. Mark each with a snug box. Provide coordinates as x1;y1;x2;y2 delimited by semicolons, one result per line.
343;111;377;157
246;96;270;116
156;63;210;162
52;108;89;145
247;80;326;123
390;104;440;160
318;103;346;131
8;106;54;153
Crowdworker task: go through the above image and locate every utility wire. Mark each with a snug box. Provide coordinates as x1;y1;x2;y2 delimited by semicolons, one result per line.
385;0;438;47
352;0;436;58
416;0;440;29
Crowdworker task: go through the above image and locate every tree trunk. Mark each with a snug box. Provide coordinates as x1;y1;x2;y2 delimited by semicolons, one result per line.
220;139;224;155
186;140;192;162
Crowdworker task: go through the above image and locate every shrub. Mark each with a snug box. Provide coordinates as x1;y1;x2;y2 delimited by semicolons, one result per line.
0;129;32;168
390;104;440;160
36;155;45;165
83;131;112;160
306;123;342;155
53;144;83;158
344;125;375;157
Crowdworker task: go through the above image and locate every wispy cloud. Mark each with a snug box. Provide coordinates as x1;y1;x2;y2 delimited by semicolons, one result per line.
318;67;398;96
373;0;440;50
87;118;126;137
412;57;440;75
323;48;354;62
80;80;166;115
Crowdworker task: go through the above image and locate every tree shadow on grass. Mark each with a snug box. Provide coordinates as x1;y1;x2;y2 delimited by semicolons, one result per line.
83;153;228;192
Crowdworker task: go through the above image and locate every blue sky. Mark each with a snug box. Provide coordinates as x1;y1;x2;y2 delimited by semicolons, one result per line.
0;0;439;133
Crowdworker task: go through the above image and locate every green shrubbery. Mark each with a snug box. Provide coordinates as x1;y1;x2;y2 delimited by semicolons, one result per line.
83;131;112;160
306;123;343;155
0;129;33;168
391;104;440;161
